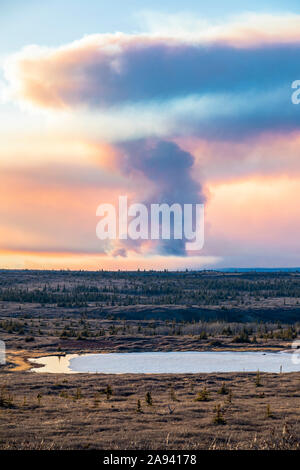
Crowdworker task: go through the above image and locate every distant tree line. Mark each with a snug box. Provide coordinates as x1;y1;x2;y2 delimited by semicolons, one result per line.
1;272;300;307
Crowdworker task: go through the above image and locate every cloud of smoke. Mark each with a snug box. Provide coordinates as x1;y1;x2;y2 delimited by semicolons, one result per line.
116;139;205;255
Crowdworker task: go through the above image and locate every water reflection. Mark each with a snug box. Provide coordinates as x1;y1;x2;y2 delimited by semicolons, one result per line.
29;354;79;373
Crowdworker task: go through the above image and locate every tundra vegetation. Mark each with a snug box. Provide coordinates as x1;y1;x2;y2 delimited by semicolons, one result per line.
0;371;299;450
0;269;299;450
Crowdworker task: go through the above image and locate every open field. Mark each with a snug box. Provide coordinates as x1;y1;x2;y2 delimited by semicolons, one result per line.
0;371;299;450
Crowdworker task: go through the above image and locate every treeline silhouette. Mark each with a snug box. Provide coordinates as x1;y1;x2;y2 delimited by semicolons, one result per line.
1;270;300;307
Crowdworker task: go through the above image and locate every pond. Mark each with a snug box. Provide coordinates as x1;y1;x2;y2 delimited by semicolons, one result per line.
29;350;299;374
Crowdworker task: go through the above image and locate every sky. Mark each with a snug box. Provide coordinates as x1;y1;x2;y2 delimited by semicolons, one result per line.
1;0;300;270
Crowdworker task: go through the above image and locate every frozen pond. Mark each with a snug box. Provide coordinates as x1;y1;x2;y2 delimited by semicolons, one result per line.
29;350;299;374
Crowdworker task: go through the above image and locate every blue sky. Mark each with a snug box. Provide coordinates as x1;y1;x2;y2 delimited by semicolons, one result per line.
1;0;300;54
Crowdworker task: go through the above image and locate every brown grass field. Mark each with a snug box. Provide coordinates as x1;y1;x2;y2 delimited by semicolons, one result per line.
0;370;299;450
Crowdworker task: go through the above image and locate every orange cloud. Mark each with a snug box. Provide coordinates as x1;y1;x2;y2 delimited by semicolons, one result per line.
0;249;219;271
205;175;300;257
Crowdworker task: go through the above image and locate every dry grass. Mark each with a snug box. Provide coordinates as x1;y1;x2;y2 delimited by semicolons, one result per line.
0;371;299;450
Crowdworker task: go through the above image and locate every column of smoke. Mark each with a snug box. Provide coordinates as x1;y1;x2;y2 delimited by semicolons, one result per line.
115;139;205;256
